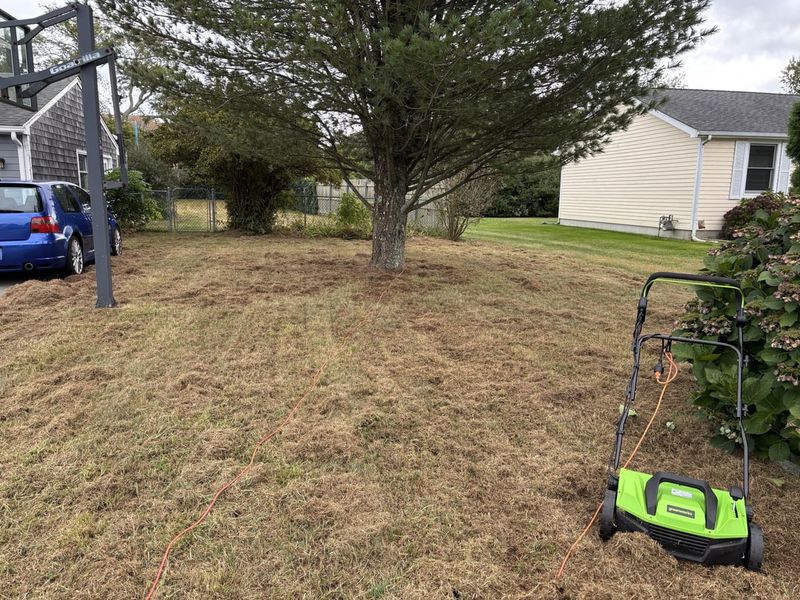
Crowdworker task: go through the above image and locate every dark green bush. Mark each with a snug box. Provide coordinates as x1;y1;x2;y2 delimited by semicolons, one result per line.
720;192;783;239
485;158;560;217
674;196;800;463
104;169;161;230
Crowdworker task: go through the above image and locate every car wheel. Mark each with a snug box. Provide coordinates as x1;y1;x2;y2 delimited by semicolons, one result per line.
111;227;122;256
65;237;84;275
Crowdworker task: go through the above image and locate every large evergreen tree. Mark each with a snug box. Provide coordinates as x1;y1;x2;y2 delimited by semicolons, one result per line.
102;0;712;270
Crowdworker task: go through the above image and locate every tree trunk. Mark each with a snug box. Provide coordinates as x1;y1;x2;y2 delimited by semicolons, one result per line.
370;153;409;271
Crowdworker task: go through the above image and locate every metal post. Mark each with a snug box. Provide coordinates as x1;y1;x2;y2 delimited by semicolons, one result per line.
77;4;115;307
211;189;217;232
168;188;175;232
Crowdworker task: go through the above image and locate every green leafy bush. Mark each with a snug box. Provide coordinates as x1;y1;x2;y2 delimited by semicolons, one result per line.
104;169;161;230
336;192;371;229
675;196;800;462
720;192;783;239
486;163;560;217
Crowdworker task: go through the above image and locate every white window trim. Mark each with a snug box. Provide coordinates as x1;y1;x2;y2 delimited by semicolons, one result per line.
740;141;779;198
76;149;114;189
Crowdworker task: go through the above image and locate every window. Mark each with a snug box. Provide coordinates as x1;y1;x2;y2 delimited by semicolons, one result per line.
52;184;81;213
77;152;89;189
0;185;42;213
744;144;777;193
70;185;92;212
77;151;114;188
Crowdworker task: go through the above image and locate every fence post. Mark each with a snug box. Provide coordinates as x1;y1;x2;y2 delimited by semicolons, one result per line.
168;188;175;232
210;189;216;232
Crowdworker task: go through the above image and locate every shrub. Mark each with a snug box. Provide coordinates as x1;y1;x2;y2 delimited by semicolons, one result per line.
674;196;800;463
104;169;161;230
720;192;784;239
485;157;560;218
436;171;499;241
336;192;371;227
789;102;800;195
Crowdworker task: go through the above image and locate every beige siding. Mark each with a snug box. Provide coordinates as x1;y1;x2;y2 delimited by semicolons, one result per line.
697;138;736;232
559;113;698;232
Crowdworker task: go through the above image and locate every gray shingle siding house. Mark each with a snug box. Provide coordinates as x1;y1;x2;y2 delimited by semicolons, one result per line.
0;77;118;185
559;88;800;239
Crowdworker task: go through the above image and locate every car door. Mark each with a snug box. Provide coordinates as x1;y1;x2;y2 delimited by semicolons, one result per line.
67;185;96;257
52;184;93;256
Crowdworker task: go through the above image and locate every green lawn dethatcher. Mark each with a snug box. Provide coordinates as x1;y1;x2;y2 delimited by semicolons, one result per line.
601;272;763;571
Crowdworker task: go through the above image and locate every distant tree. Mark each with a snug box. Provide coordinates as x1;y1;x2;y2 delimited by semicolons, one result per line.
487;157;561;218
787;102;800;195
37;2;163;118
102;0;713;270
781;57;800;95
149;98;331;233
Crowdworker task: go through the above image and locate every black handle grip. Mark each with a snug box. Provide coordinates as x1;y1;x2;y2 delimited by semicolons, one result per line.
644;471;717;530
644;272;741;291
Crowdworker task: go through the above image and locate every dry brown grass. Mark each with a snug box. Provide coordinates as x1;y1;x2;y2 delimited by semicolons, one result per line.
0;232;797;599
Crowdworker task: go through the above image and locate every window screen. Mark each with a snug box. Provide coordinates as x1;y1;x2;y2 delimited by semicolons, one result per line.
745;145;776;193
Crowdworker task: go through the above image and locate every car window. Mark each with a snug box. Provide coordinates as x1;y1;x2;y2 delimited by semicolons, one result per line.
0;185;42;213
52;185;81;213
70;186;93;212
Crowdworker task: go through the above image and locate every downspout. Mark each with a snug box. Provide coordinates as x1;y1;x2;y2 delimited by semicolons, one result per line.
11;132;27;180
690;134;712;242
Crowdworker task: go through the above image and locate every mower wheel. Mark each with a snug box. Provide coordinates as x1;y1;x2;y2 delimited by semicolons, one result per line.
599;489;617;541
745;521;764;571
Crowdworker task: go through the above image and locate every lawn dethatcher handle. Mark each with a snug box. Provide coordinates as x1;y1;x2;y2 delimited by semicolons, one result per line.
645;471;718;530
642;272;745;306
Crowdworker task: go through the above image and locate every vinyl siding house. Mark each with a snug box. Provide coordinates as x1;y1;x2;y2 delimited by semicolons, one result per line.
0;77;118;186
559;89;800;239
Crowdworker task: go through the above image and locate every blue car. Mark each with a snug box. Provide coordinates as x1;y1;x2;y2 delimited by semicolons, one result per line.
0;181;121;275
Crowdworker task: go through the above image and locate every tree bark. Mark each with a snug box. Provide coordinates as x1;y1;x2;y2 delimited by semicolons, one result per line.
370;155;409;271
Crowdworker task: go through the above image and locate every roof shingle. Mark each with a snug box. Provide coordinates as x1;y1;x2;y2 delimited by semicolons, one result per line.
0;77;78;128
647;88;800;136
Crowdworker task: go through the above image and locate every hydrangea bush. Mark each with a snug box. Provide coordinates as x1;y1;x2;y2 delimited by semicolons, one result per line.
674;193;800;463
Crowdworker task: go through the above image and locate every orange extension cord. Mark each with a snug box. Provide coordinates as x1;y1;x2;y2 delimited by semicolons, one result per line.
143;275;402;600
555;351;678;580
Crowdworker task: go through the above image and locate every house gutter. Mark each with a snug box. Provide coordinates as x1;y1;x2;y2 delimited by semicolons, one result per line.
10;132;28;180
690;134;713;243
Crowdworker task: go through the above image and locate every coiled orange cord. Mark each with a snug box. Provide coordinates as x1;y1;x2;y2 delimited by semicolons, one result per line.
555;351;678;580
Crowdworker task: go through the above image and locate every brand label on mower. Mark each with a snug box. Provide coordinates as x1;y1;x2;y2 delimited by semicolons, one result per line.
670;488;692;499
666;505;696;519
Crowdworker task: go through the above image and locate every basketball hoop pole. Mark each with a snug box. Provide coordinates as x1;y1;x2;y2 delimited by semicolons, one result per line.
0;4;125;308
76;3;115;307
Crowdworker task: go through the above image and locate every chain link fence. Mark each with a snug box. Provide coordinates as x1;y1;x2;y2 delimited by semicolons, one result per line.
142;180;444;233
281;179;442;230
143;188;229;232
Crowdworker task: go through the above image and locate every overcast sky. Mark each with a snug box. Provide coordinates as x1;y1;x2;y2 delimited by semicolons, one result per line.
3;0;798;93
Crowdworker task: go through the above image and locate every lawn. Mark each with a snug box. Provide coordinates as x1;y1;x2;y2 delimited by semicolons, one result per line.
467;218;709;272
0;229;797;599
